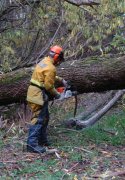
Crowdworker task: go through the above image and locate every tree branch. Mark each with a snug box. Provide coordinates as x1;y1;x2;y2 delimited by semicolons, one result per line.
65;0;100;6
76;90;125;129
64;91;114;127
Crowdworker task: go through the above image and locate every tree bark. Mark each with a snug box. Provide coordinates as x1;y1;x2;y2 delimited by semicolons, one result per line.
1;55;125;105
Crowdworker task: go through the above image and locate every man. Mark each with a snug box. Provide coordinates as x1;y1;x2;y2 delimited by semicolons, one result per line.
26;45;67;153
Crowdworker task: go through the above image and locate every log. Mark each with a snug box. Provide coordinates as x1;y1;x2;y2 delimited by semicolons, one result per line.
0;68;31;105
64;91;114;128
76;90;125;128
1;55;125;105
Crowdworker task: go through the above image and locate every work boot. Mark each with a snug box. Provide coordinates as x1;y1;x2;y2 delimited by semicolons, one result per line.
27;145;46;153
27;124;46;153
39;140;52;146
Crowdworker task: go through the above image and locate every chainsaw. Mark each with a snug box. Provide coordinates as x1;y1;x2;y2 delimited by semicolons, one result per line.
56;82;78;117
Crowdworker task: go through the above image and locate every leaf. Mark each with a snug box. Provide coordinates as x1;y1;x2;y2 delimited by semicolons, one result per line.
73;175;78;180
55;151;61;159
101;150;112;157
5;46;15;55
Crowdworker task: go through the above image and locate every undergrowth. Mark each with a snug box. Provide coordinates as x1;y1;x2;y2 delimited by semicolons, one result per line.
0;102;125;179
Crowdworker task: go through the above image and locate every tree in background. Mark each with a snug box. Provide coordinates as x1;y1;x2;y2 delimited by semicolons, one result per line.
0;0;125;73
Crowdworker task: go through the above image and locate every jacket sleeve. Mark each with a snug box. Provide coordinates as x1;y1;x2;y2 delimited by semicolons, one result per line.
44;70;59;96
55;76;63;83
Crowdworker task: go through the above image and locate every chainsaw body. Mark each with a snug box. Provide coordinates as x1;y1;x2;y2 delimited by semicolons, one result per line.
56;85;77;100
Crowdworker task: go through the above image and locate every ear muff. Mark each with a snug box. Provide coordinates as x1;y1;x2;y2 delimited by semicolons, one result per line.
49;50;64;63
49;51;59;62
53;53;59;61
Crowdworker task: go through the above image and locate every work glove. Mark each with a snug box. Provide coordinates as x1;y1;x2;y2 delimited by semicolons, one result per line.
59;90;72;100
72;91;77;96
54;92;61;99
62;79;68;87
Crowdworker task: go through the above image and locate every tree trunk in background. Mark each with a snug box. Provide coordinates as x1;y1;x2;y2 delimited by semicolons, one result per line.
1;55;125;105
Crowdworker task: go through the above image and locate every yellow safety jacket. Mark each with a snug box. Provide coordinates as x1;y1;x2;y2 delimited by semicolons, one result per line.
27;56;62;105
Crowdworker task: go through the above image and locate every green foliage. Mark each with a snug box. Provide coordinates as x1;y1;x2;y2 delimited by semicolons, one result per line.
109;34;125;52
0;0;125;72
0;41;16;72
0;139;4;149
63;0;125;56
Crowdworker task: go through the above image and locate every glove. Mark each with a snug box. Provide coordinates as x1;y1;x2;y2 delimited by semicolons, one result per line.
64;90;72;98
62;79;68;87
72;91;77;96
55;93;61;99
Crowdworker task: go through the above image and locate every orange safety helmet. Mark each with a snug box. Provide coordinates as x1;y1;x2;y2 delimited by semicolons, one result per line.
49;45;64;64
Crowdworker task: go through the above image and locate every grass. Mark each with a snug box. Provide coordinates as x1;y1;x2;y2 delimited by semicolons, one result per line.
0;104;125;179
51;110;125;146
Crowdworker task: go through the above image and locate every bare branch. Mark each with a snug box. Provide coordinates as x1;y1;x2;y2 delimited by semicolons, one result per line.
64;91;114;128
92;169;125;178
65;0;100;6
36;10;64;61
76;90;125;128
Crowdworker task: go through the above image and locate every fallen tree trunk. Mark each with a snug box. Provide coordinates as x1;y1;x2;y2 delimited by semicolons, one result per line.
75;90;125;129
75;91;114;120
64;91;114;127
1;55;125;105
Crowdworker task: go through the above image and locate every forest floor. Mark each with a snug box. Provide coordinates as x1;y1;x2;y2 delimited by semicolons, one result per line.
0;94;125;179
